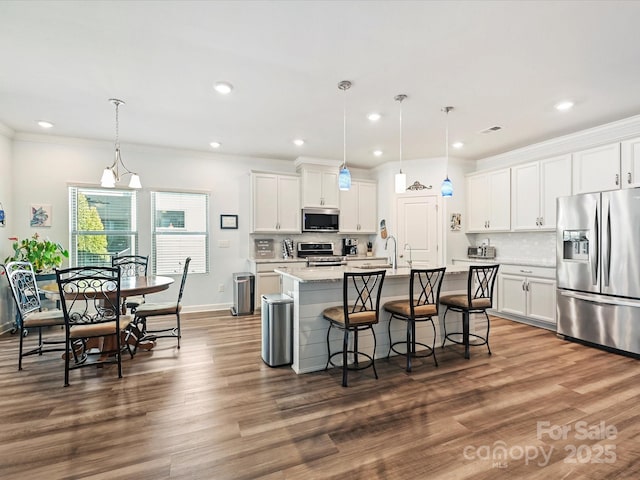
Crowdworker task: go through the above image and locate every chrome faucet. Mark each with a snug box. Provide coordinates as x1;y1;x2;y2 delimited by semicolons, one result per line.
385;235;397;269
404;243;412;268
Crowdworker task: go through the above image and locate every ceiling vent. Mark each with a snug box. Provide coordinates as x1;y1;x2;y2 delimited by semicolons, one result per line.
479;125;503;134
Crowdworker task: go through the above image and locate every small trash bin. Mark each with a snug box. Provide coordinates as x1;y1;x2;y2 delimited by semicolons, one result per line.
261;293;293;367
231;272;255;316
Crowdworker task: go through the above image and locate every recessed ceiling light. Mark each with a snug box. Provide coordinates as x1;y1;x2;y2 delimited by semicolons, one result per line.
37;120;53;129
452;141;464;149
368;113;381;122
373;150;383;157
555;100;574;111
210;141;221;149
214;82;233;95
293;139;305;146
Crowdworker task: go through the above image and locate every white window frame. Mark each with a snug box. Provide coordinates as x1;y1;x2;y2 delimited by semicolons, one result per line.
151;190;209;274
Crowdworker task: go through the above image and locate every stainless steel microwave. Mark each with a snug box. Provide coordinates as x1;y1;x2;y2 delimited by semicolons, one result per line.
302;207;340;232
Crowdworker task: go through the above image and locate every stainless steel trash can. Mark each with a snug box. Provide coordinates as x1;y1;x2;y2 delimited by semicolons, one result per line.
231;272;255;316
261;293;293;366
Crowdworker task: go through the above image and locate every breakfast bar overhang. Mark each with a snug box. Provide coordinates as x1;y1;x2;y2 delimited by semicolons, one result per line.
275;265;483;374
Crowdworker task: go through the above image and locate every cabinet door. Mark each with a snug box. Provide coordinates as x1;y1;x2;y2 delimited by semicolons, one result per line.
498;274;527;316
511;162;540;231
572;143;621;194
488;169;511;231
302;169;323;207
252;174;279;232
526;277;556;324
255;272;281;309
621;137;640;189
277;175;301;233
466;174;490;232
339;184;359;233
321;171;339;207
356;181;377;233
539;154;572;229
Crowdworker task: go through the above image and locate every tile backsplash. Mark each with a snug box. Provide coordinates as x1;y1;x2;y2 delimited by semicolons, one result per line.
468;231;556;266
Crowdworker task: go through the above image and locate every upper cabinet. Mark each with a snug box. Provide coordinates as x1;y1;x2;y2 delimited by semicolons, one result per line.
511;154;572;231
572;143;621;194
251;172;301;233
621;136;640;188
466;168;511;232
339;180;377;233
299;165;339;208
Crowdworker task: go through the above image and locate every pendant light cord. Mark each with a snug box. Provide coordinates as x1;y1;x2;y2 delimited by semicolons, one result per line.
343;87;346;169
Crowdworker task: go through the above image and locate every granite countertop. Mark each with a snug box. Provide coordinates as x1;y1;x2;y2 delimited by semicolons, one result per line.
275;264;468;283
452;257;556;268
249;255;388;264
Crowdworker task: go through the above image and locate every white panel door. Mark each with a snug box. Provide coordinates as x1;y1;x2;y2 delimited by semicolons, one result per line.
526;277;556;323
572;143;621;194
466;173;489;232
338;185;359;232
511;162;540;231
357;181;377;233
539;154;572;229
252;173;279;232
498;274;527;316
276;175;301;233
488;169;511;231
397;194;440;267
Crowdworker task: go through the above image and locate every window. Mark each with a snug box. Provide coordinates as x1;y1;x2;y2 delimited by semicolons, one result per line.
69;187;138;267
152;191;208;274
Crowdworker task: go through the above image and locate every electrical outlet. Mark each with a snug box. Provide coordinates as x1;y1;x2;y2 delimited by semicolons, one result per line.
218;284;225;292
218;240;231;248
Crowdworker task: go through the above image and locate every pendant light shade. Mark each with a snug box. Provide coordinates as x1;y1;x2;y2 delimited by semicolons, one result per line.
441;106;454;197
338;80;352;191
100;98;142;189
394;94;408;193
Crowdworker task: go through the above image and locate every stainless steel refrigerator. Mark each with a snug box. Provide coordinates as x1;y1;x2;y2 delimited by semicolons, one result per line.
556;189;640;355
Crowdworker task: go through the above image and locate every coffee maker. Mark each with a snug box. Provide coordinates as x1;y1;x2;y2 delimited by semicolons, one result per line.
342;238;358;256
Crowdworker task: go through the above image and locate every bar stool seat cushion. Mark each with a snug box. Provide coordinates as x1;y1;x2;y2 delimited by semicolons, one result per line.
383;300;437;317
322;306;377;326
23;310;65;328
439;294;491;309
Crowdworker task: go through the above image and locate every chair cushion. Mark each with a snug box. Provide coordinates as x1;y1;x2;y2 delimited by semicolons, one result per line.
322;306;377;326
383;299;437;318
69;315;133;338
134;302;180;318
440;294;491;309
23;309;65;328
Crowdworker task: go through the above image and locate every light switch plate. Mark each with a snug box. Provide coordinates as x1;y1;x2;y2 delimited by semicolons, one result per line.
218;240;231;248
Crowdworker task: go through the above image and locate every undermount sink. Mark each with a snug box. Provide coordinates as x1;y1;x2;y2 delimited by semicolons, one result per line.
355;264;394;269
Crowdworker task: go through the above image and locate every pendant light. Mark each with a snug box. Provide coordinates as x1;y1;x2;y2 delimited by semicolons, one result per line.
394;94;407;193
441;106;453;197
100;98;142;189
338;80;352;191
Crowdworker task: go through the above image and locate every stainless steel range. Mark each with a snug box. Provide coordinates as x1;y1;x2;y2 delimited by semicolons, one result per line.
297;242;346;267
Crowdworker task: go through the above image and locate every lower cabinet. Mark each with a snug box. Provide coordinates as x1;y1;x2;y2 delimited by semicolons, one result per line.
251;260;307;310
498;265;556;329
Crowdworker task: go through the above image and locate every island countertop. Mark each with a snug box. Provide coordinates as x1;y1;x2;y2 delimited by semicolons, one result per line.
274;264;471;283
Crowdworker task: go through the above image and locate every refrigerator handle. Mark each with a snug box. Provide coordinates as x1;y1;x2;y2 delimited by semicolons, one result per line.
591;204;599;286
603;199;611;287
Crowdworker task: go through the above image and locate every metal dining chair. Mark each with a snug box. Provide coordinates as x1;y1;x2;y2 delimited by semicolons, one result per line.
3;261;66;370
111;254;149;313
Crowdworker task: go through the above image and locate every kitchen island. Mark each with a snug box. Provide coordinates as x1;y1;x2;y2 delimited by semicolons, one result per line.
275;264;479;374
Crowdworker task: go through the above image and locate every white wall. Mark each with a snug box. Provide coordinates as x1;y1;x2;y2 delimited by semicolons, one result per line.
9;133;296;315
374;155;474;264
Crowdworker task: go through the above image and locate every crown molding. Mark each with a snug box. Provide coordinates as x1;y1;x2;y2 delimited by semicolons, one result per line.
476;113;640;171
0;123;15;137
294;156;342;168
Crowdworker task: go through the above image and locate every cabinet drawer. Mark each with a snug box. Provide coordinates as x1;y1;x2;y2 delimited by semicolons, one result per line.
255;261;306;273
499;264;555;279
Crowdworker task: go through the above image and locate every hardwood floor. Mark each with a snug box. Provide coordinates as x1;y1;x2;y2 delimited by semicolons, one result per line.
0;313;638;479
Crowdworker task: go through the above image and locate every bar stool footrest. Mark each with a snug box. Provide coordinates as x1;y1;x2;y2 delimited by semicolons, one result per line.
389;341;437;358
443;332;489;347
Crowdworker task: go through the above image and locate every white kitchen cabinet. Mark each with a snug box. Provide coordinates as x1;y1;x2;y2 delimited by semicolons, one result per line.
339;180;377;233
300;167;339;208
511;154;571;231
251;172;301;233
498;265;556;328
251;260;306;309
621;136;640;188
572;143;621;194
466;168;511;232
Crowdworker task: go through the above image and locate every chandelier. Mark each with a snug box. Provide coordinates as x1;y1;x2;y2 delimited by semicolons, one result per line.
100;98;141;189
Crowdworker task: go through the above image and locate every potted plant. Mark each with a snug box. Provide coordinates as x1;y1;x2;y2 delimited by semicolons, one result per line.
4;233;69;273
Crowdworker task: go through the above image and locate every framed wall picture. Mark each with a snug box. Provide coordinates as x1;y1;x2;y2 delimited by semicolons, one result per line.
30;204;52;227
450;213;461;231
220;214;238;229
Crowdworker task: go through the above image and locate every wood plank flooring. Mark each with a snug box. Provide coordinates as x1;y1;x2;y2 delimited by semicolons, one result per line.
0;313;638;479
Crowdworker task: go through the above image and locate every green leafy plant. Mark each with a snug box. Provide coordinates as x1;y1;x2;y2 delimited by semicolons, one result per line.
4;233;69;272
